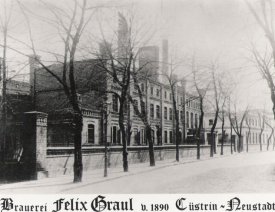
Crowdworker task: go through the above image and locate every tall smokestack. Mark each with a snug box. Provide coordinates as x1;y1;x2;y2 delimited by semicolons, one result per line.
118;12;129;60
162;39;168;74
29;55;40;98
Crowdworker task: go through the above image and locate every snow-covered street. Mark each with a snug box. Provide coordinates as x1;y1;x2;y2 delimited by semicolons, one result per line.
1;151;275;193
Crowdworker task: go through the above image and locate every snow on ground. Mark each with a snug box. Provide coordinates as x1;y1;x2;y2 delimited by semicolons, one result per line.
1;151;275;193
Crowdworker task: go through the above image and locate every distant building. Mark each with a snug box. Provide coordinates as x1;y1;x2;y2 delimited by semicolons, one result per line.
204;109;275;150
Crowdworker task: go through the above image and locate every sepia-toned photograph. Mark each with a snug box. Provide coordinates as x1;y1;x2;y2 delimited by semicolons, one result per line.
0;0;275;195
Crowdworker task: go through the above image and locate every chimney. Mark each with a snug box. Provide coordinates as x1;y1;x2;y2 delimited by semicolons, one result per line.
162;39;168;74
29;55;40;97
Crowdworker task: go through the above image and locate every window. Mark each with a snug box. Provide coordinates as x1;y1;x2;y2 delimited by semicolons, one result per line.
169;131;173;143
151;87;154;95
141;83;145;92
195;114;198;128
87;124;95;144
141;129;145;145
209;119;213;126
156;105;160;118
150;104;154;118
77;93;82;102
133;99;138;115
180;111;183;121
141;101;145;115
186;112;189;128
156;89;160;97
181;97;183;105
165;91;167;99
164;131;168;144
169;108;173;120
164;107;168;120
191;113;194;128
112;126;117;144
169;93;172;101
134;129;140;145
112;95;118;112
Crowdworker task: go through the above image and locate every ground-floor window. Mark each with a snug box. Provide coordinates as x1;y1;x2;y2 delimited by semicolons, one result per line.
169;131;173;144
87;124;95;144
164;131;168;144
111;126;121;145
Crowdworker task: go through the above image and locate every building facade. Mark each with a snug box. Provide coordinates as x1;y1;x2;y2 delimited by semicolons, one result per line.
204;110;275;150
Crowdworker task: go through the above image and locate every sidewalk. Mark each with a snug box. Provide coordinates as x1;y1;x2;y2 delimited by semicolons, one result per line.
0;152;246;193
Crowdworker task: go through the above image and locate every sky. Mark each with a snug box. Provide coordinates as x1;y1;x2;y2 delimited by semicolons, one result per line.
0;0;273;111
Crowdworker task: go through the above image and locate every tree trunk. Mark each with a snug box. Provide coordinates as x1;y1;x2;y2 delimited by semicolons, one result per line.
119;99;128;172
259;133;263;151
230;125;233;154
221;120;224;155
210;133;214;157
213;137;217;154
171;85;180;162
175;122;180;162
146;125;155;166
246;130;250;153
196;137;200;160
237;135;242;153
73;112;83;183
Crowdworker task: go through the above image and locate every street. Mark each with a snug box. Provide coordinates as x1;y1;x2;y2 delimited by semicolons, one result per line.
1;151;275;193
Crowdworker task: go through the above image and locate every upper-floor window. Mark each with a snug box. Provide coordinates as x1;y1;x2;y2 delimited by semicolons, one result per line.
112;95;118;112
133;99;138;115
195;114;198;128
165;91;167;99
209;119;213;126
156;105;160;119
151;87;154;95
141;83;145;92
164;107;168;120
169;93;172;101
180;111;183;121
191;112;194;128
156;89;160;97
150;104;154;118
169;108;173;120
77;93;82;103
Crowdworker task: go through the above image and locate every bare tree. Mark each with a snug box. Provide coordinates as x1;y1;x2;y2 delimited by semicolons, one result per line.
218;95;228;155
162;61;185;162
245;117;251;152
208;63;222;157
129;71;156;166
265;119;274;151
258;111;265;151
95;13;134;172
228;104;249;153
246;0;275;119
16;0;93;183
95;12;157;170
0;0;12;161
245;117;251;153
191;56;209;160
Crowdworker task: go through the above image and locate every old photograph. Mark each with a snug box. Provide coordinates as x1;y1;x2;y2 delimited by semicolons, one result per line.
0;0;275;194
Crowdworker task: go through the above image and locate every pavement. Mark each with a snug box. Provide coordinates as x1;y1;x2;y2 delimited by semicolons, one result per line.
0;151;274;193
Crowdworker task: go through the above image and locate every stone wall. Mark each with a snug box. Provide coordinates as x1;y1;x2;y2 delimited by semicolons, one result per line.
45;144;232;177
